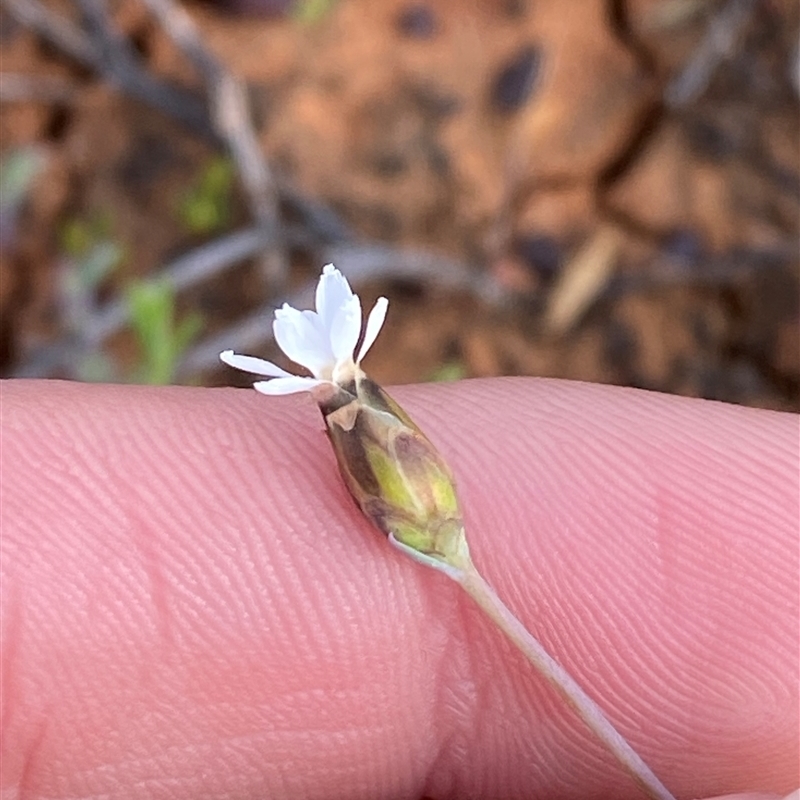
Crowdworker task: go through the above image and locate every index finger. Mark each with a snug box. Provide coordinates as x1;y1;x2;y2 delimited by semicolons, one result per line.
1;378;797;799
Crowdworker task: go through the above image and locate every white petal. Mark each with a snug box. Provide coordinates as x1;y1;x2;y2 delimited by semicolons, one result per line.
220;350;295;378
253;376;325;395
274;305;333;375
356;297;388;363
315;264;354;333
301;309;334;352
329;294;362;362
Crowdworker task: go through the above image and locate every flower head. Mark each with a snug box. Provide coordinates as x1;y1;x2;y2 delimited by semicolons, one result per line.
220;264;388;395
221;263;468;570
219;267;678;798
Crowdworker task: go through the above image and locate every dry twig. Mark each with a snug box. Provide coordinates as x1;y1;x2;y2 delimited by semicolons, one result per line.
665;0;755;107
1;0;98;64
11;226;271;379
2;0;212;133
2;0;350;248
139;0;287;286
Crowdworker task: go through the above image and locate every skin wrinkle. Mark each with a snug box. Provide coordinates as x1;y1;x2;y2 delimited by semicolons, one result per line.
14;718;50;800
423;577;481;798
0;580;30;792
1;379;798;799
386;566;445;798
126;510;175;650
23;516;172;775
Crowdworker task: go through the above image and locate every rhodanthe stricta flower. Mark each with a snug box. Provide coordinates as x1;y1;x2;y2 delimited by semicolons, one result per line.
219;265;679;800
220;264;469;568
220;263;389;396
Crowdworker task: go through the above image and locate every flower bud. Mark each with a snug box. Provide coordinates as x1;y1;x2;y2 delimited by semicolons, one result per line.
316;371;470;570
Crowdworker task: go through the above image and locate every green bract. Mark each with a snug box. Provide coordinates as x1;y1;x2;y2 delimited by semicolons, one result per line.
318;369;470;571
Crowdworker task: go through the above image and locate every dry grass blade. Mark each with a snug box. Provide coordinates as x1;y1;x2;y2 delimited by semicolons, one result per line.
544;225;623;336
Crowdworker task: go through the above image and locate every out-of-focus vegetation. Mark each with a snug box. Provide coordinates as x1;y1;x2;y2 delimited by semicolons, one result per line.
178;156;235;236
127;281;203;385
293;0;339;24
56;212;203;384
0;147;49;249
1;0;797;409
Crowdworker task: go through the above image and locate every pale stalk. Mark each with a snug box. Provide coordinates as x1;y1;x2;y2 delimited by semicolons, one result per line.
389;535;677;800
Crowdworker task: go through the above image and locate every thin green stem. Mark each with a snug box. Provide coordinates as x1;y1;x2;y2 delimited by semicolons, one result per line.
386;532;676;800
458;563;677;800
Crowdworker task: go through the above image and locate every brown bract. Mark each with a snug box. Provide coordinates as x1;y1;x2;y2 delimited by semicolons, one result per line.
320;370;467;566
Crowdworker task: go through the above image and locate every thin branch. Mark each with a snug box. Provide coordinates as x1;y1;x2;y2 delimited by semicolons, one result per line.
139;0;287;286
10;226;271;379
75;0;210;132
612;242;798;295
178;302;284;378
0;0;99;65
1;0;213;135
280;182;353;243
181;245;501;377
86;227;277;345
14;237;500;379
2;0;351;248
665;0;755;107
321;243;501;299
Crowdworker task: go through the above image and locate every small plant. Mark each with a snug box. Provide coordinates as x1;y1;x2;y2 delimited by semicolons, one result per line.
126;280;203;385
178;156;235;235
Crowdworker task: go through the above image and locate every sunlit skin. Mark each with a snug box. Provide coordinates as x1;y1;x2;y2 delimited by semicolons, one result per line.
1;377;796;799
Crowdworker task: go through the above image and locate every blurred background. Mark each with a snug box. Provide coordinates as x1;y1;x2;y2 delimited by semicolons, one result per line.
1;0;798;409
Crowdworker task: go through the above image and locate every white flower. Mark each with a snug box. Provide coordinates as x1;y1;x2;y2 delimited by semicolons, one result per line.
220;264;388;395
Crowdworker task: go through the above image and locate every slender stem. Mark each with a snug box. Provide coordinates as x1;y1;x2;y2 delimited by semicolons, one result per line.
458;563;677;800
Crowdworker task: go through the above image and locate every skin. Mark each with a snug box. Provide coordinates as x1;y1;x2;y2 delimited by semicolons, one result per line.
1;377;797;800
